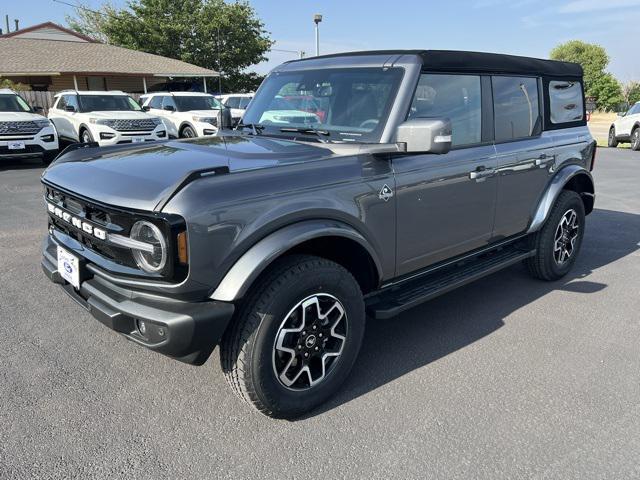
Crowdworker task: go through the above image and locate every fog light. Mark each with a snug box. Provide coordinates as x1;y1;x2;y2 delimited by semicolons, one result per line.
157;131;166;138
203;129;216;135
100;132;116;140
41;134;55;142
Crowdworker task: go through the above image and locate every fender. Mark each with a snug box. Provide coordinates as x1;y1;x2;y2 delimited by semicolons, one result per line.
210;220;383;302
527;164;594;233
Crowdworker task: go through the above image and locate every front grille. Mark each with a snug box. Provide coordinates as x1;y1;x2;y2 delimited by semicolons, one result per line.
0;121;42;137
111;119;157;132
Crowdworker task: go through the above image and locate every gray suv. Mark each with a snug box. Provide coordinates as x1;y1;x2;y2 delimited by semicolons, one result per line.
41;50;595;418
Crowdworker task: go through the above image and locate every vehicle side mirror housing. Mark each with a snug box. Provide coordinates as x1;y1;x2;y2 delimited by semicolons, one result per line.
217;107;233;130
395;118;452;154
64;105;76;113
142;105;150;112
617;111;626;117
163;105;175;112
33;105;44;113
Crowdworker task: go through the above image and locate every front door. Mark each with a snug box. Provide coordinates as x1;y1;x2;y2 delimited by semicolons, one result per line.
394;73;497;276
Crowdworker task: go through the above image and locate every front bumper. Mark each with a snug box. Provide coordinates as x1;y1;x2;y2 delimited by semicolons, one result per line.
41;234;235;365
0;128;59;159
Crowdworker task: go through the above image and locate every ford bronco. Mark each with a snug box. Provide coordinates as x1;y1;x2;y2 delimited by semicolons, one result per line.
41;50;595;418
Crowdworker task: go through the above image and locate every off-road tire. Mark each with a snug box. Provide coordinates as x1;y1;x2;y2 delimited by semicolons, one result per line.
525;190;585;281
631;127;640;151
220;254;365;419
607;126;618;148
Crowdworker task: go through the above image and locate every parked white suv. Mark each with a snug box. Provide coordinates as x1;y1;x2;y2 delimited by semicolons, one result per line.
609;101;640;150
0;88;59;164
139;92;224;138
48;91;166;146
217;93;253;124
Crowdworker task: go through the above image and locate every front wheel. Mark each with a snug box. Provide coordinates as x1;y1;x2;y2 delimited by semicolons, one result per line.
525;190;585;281
180;125;197;138
80;129;93;144
608;127;618;148
631;128;640;151
220;255;365;418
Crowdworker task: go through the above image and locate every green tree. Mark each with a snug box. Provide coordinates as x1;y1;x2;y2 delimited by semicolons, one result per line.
550;40;622;111
66;0;272;92
0;78;31;91
622;81;640;106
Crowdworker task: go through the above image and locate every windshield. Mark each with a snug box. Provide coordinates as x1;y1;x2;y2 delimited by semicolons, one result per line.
174;96;222;111
0;94;32;113
78;95;142;112
242;67;404;142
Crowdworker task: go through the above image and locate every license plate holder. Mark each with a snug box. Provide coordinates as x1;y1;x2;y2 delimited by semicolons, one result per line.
8;141;26;150
131;137;145;143
57;246;81;289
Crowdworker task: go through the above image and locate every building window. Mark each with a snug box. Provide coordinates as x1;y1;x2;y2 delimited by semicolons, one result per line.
87;76;107;91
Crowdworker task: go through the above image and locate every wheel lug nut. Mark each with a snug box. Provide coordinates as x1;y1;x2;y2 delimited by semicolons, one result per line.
318;333;323;338
297;345;302;350
304;352;309;358
312;325;317;330
314;346;319;351
302;331;306;335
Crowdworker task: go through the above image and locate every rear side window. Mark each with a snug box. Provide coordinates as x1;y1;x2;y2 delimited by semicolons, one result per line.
492;76;540;142
226;97;241;109
409;74;482;147
239;97;252;108
549;81;584;124
161;96;177;110
55;96;67;109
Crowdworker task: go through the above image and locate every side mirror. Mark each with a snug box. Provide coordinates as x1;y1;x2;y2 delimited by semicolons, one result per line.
395;118;452;154
142;105;151;112
217;107;233;130
617;111;626;117
64;105;76;113
163;105;176;112
33;105;44;113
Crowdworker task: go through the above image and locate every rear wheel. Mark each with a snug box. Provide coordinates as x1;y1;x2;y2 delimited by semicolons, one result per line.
607;127;618;148
631;127;640;151
220;254;365;418
525;190;585;281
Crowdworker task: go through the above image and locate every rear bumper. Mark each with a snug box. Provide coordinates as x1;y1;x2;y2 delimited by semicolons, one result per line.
41;235;235;365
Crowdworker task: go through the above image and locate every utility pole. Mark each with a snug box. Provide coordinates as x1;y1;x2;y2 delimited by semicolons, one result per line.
217;27;222;94
313;14;322;56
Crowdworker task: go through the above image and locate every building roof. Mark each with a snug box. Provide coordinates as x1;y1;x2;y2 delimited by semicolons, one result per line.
0;35;218;78
291;49;583;78
0;21;96;43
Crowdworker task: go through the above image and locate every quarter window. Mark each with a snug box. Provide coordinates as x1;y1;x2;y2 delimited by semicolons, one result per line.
492;76;540;142
408;74;482;147
549;80;584;124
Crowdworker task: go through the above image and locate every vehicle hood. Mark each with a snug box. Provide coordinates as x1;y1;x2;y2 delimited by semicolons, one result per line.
186;109;221;117
42;134;335;211
1;111;47;122
85;111;158;120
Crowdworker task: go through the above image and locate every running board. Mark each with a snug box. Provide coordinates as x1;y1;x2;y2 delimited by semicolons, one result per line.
366;246;536;320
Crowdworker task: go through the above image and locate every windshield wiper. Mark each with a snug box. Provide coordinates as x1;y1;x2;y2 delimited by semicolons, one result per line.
279;126;331;143
236;122;265;135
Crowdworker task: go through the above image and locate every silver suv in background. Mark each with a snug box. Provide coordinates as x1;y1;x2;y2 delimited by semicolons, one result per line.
217;93;253;124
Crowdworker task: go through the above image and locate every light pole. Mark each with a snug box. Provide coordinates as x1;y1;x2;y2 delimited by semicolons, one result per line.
313;14;322;56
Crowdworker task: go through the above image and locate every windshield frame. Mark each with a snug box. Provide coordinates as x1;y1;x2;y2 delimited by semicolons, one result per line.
78;94;143;113
241;67;405;143
0;93;33;113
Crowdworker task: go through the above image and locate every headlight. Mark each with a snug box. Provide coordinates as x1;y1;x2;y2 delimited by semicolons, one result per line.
34;119;52;128
130;220;167;273
192;115;217;125
92;118;117;128
151;117;163;126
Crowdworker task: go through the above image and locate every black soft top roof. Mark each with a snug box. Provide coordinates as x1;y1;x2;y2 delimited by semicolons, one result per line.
292;49;583;78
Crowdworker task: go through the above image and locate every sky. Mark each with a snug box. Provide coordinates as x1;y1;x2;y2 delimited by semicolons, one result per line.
3;0;640;81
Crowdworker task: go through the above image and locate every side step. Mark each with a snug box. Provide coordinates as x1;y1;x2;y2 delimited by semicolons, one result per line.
366;246;536;320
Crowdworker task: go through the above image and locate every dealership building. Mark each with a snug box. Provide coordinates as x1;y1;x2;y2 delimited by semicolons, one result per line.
0;22;218;93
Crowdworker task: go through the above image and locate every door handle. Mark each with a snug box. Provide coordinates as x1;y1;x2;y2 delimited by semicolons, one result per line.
534;153;554;166
469;166;495;181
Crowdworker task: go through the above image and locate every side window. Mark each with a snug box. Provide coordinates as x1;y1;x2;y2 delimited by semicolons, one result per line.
162;96;177;110
629;103;640;115
549;80;584;124
55;96;67;110
239;97;251;109
492;76;540;142
226;97;241;109
149;96;163;109
409;74;482;147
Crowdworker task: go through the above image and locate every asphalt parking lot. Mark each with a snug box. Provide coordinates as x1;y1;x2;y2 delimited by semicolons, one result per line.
1;148;639;479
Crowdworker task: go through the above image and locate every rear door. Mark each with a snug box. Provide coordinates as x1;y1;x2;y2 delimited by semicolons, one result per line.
394;73;498;275
491;76;553;238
